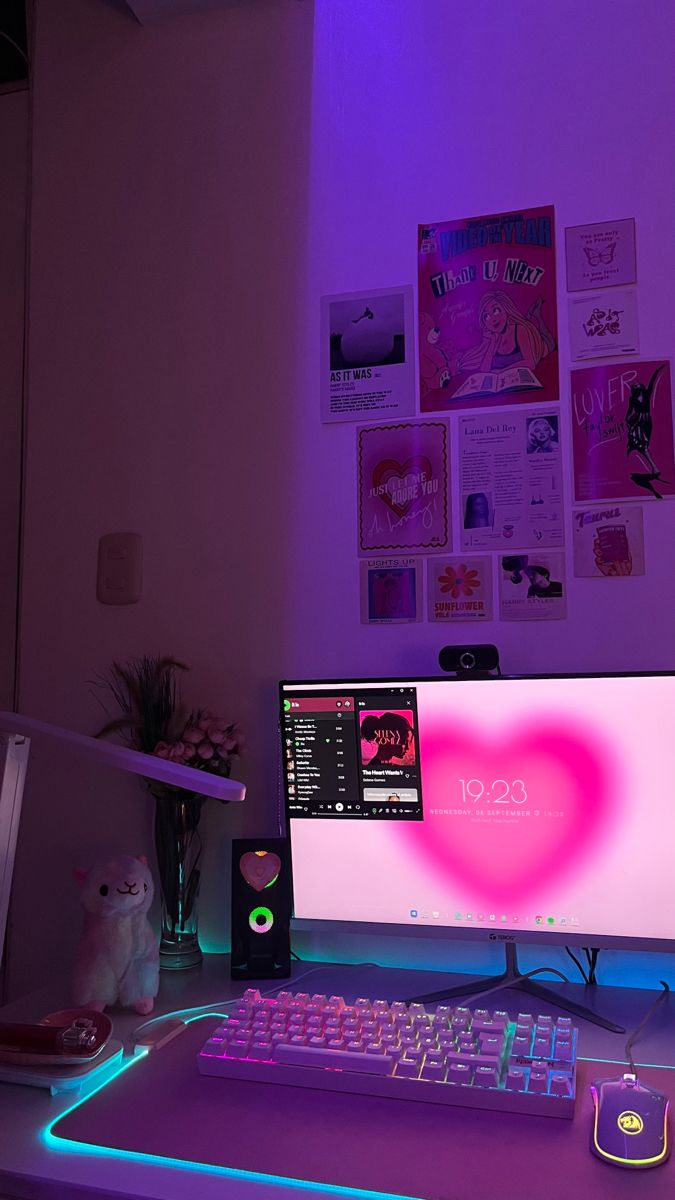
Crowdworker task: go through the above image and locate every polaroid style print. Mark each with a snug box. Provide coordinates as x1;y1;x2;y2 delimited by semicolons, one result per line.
568;289;639;361
358;420;450;554
427;556;493;622
572;506;645;577
498;551;566;621
565;218;636;291
360;557;422;624
321;286;415;423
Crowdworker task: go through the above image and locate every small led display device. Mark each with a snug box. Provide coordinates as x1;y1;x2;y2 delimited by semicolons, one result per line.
231;839;291;980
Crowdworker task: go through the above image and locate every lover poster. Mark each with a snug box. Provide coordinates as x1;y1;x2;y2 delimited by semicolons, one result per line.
571;360;675;502
418;205;558;411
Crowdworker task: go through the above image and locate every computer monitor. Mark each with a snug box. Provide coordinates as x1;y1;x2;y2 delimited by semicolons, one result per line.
280;673;675;991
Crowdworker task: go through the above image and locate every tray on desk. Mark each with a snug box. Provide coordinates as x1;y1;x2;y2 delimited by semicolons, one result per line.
49;1019;674;1199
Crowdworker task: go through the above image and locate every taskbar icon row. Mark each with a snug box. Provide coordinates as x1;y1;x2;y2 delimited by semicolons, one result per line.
408;909;581;927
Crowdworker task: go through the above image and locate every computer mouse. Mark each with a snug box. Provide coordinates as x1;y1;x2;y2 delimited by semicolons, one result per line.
591;1073;669;1169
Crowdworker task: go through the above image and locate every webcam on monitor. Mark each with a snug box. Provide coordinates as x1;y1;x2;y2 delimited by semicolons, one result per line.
438;643;500;676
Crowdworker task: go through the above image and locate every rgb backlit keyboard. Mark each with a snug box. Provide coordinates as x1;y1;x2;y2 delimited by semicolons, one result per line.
198;988;578;1118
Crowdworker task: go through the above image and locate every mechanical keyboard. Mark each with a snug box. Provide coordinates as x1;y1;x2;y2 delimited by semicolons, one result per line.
198;988;578;1118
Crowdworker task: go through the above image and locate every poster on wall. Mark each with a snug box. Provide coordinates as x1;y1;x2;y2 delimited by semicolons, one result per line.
360;557;423;623
572;506;645;577
565;218;637;292
427;556;493;622
321;286;416;423
572;360;675;502
568;289;639;361
357;421;450;555
498;551;566;621
417;205;558;412
458;409;564;551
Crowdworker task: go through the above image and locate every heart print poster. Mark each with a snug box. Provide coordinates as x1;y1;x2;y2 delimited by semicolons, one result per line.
358;421;450;555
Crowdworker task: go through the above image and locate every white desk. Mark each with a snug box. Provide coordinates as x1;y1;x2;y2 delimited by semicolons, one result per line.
0;956;673;1200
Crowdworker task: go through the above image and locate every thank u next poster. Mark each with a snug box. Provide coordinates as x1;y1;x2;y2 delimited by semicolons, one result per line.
418;206;559;411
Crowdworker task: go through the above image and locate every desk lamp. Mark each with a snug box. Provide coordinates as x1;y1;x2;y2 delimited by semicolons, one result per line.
0;710;246;968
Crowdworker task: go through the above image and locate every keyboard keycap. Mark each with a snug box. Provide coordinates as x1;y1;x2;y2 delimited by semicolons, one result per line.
198;990;578;1119
274;1044;395;1075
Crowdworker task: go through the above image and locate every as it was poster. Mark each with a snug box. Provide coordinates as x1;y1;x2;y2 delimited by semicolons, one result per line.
418;206;558;411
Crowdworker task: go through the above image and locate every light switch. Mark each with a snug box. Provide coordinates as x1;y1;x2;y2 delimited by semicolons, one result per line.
97;532;143;604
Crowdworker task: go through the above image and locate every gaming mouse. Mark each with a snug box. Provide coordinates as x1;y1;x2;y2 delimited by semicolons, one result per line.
591;1073;669;1169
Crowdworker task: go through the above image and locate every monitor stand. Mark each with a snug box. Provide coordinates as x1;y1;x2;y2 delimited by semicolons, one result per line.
406;942;625;1033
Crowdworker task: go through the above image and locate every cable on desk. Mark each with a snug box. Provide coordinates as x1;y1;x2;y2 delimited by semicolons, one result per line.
625;980;670;1075
130;960;383;1043
585;948;600;985
459;965;571;1012
565;947;589;985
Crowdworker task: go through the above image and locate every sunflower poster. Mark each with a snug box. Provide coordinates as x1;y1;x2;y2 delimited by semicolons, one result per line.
427;556;493;622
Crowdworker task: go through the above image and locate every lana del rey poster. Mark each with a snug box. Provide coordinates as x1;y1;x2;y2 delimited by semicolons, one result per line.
418;205;559;411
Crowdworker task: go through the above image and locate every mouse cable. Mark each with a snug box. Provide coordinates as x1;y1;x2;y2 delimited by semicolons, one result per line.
565;947;589;985
130;959;384;1042
625;980;670;1076
458;965;570;1012
585;948;600;986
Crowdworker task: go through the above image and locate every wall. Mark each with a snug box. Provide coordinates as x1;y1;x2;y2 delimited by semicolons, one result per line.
293;0;675;683
291;0;675;988
0;89;28;712
10;0;675;996
10;0;313;996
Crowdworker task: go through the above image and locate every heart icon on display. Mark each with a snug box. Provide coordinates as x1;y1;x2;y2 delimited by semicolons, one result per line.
239;852;281;892
397;720;617;906
372;456;433;519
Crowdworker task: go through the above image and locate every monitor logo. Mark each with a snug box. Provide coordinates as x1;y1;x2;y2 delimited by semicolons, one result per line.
489;933;515;941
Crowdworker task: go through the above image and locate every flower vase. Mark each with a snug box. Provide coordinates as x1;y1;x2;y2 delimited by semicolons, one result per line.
153;788;205;970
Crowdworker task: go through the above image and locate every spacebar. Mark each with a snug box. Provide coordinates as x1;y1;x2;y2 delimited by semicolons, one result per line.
273;1045;395;1075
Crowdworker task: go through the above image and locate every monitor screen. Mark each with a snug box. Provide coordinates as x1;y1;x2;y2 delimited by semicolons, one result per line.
280;673;675;952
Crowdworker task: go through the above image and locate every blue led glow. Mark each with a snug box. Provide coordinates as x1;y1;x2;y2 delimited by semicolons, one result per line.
42;1017;417;1200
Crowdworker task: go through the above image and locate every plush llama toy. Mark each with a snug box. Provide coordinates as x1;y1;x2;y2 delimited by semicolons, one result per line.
73;855;159;1015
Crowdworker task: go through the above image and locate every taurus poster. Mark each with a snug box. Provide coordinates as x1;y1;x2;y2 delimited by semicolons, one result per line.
418;205;558;411
572;505;645;578
571;360;675;502
357;421;450;555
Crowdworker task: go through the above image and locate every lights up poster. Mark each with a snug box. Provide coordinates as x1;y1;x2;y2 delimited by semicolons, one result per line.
418;205;558;412
571;360;675;502
360;557;423;624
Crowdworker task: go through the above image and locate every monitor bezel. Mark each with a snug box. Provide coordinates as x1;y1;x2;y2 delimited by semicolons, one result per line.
280;670;675;955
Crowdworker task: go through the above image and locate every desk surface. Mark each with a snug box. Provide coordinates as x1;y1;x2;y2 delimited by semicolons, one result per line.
0;956;673;1200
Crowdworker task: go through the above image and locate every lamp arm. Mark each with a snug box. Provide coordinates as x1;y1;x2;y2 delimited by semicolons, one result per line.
0;711;245;802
